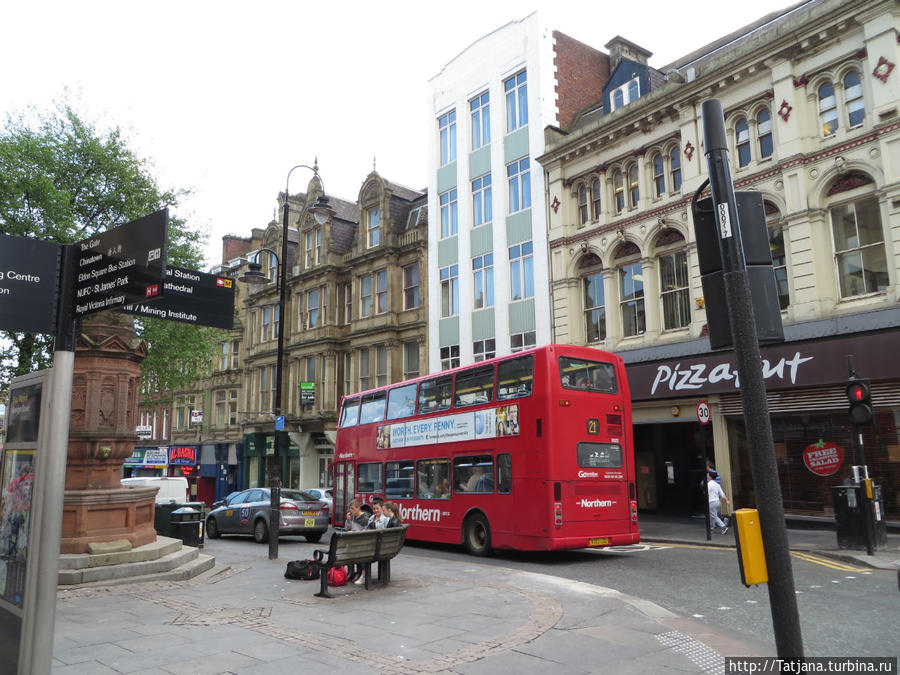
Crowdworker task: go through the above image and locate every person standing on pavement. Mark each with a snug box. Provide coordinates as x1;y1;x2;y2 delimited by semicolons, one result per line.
345;499;369;531
707;471;730;534
382;501;403;528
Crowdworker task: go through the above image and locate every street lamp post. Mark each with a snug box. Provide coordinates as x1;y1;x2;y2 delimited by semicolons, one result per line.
239;162;334;560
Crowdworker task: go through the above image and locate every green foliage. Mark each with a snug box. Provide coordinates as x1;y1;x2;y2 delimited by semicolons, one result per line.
0;100;217;399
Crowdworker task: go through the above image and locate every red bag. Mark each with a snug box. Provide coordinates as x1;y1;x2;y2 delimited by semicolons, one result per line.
327;565;347;586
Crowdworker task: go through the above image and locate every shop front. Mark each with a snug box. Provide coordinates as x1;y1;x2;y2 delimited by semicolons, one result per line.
626;329;900;522
241;432;299;490
167;445;200;501
122;446;168;478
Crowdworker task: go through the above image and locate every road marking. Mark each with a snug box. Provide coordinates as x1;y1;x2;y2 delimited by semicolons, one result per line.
790;551;868;572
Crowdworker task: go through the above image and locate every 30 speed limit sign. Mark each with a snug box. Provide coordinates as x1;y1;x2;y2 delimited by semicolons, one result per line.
697;400;711;425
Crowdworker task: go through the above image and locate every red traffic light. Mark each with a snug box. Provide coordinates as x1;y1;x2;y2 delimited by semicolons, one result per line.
846;378;873;426
847;382;869;402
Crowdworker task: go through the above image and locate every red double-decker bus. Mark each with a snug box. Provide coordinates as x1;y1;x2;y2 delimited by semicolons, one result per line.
333;344;639;554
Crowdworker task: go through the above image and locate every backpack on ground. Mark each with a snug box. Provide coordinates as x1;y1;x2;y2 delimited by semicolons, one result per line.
285;559;319;580
327;565;348;586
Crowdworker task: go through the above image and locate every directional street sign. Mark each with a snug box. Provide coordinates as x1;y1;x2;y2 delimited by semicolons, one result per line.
120;265;235;329
73;209;168;316
0;233;62;334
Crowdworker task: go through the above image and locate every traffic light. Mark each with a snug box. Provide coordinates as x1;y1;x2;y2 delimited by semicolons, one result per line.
846;379;873;426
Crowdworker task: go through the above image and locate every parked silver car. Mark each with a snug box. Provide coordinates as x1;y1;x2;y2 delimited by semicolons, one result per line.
205;488;329;543
301;487;333;509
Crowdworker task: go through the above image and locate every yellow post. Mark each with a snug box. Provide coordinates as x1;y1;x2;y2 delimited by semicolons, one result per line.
733;508;768;587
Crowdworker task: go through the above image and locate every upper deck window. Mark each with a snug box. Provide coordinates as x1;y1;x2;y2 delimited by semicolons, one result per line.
559;356;617;393
339;398;360;428
453;365;494;408
387;383;418;421
418;375;453;414
359;391;387;425
496;355;533;401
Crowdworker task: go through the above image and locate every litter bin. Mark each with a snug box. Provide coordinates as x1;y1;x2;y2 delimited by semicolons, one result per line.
832;484;887;551
154;502;181;537
170;505;205;548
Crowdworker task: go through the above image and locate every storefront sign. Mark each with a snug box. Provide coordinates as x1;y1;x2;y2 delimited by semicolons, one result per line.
627;331;900;400
135;425;152;440
168;446;198;466
190;410;203;425
802;440;843;476
123;446;168;467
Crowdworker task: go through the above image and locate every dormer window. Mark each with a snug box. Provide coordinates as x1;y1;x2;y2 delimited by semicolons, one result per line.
610;77;640;112
366;206;381;248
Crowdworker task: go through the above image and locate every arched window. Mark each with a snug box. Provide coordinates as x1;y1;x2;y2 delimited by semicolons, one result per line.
757;108;773;159
591;178;602;220
765;201;789;310
818;81;838;136
656;229;690;330
627;163;639;208
578;184;589;224
735;117;751;167
652;153;665;197
615;242;644;337
844;70;865;127
613;89;624;110
579;254;605;343
669;146;682;192
613;170;625;213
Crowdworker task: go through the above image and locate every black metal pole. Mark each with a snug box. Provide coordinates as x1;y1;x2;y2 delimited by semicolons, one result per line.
846;355;874;556
701;99;803;657
267;189;289;561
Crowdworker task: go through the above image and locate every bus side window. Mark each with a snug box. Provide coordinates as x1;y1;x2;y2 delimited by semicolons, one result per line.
454;365;494;408
497;453;512;494
418;375;452;414
360;392;387;425
339;399;360;427
387;383;418;421
496;355;534;400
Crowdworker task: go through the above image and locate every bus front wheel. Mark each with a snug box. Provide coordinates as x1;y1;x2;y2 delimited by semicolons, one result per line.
463;513;492;556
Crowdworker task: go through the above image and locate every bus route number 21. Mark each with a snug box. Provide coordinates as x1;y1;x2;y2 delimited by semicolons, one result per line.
587;418;600;435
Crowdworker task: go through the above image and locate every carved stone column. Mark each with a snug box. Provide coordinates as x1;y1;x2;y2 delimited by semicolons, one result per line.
60;311;157;553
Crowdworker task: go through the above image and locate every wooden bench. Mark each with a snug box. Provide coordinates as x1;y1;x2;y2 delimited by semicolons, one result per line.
312;524;408;598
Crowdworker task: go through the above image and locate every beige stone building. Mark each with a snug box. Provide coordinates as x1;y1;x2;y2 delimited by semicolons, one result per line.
539;0;900;521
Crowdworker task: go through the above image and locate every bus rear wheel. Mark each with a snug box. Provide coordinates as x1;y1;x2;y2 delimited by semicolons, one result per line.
463;513;491;556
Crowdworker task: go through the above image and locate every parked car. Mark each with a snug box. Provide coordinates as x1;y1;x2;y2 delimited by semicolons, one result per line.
205;488;329;543
301;487;333;508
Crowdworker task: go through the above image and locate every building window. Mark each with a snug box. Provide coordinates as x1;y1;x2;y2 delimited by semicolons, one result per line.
613;170;625;213
652;153;665;197
344;352;352;394
670;147;682;192
305;228;321;268
440;264;459;317
472;174;492;227
757;108;773;159
510;331;535;353
627;163;639;208
831;196;888;298
406;205;424;230
471;91;490;150
366;206;381;248
403;264;419;310
507;157;531;213
735;117;751;167
360;274;373;318
306;289;320;329
473;338;496;362
610;77;640;111
375;345;387;387
818;81;838;136
440;188;458;238
578;184;589;224
591;179;602;219
505;70;528;132
259;366;275;412
659;251;690;330
403;341;419;380
375;269;387;314
581;255;605;343
439;109;456;165
620;262;645;337
219;340;239;370
306;356;317;388
509;241;534;301
359;348;370;391
341;282;352;324
768;215;790;310
440;345;460;371
472;253;494;309
844;70;865;127
261;305;278;342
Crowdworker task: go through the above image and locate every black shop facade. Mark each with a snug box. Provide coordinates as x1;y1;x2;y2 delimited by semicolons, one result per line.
623;328;900;523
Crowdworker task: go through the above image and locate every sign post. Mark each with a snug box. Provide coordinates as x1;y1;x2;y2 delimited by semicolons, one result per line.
120;265;235;329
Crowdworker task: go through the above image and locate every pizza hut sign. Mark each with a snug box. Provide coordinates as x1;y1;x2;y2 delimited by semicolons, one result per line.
802;440;843;477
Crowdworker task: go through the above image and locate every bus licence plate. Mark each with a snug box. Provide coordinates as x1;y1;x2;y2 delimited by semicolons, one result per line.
304;518;316;528
589;537;609;546
302;511;319;516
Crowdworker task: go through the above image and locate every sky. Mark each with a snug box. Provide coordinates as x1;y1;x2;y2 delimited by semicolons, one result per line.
1;0;798;269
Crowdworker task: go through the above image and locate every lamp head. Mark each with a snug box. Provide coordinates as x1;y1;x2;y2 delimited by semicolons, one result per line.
310;194;336;226
238;260;270;285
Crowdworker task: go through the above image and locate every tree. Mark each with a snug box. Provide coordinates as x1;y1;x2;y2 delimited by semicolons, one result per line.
0;101;220;399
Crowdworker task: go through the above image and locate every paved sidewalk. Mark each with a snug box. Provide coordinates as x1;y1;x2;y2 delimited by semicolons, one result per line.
53;539;763;675
638;514;900;571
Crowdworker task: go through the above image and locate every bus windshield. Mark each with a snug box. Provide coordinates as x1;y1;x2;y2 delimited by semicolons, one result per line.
559;356;617;393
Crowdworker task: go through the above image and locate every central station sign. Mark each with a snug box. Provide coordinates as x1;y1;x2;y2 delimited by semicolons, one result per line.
120;265;235;329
